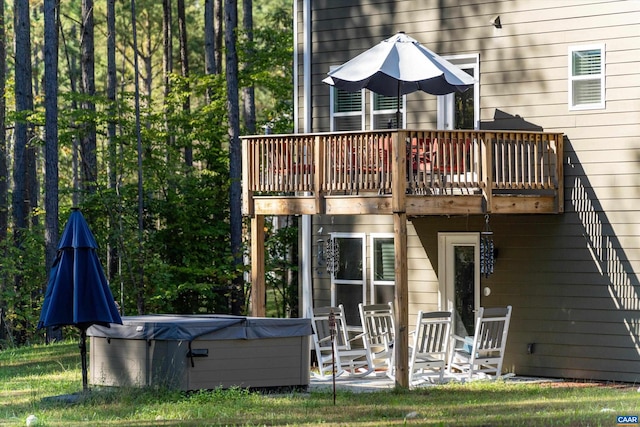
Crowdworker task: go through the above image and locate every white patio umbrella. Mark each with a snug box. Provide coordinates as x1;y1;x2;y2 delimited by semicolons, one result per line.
323;31;475;126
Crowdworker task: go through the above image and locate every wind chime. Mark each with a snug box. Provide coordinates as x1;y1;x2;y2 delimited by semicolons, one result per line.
325;238;340;276
480;214;495;278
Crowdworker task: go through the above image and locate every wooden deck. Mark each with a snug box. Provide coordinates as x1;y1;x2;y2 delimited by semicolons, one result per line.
242;130;564;217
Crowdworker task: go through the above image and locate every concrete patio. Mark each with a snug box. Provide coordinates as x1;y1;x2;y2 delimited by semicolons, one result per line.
308;372;564;393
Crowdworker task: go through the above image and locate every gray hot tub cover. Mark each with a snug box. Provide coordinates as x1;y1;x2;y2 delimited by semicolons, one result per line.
86;314;312;341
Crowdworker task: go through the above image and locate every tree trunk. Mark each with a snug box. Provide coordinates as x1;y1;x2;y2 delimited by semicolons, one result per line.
242;0;255;134
204;0;222;151
81;0;97;195
106;0;120;288
43;0;59;281
204;0;216;76
59;24;81;206
130;0;145;315
44;0;62;343
177;0;192;166
0;0;7;344
13;0;34;345
0;0;6;247
225;0;244;315
214;0;223;75
162;0;175;168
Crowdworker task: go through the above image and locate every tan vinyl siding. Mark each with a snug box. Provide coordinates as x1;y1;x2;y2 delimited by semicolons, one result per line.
301;0;640;381
312;214;438;324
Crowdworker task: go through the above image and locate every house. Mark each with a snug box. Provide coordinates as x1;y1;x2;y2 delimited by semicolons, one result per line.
242;0;640;386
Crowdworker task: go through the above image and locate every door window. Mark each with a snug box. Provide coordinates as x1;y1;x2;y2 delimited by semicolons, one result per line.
330;233;366;325
438;233;480;337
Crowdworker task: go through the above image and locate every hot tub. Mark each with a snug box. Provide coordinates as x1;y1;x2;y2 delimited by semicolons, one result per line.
87;315;312;391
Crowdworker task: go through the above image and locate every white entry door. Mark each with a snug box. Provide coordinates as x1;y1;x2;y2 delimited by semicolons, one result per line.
438;232;480;337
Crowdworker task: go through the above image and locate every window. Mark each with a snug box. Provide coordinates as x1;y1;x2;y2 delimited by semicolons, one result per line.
438;233;480;337
437;54;479;130
329;65;405;131
370;234;395;304
331;87;365;131
371;93;405;129
330;233;366;325
569;45;605;110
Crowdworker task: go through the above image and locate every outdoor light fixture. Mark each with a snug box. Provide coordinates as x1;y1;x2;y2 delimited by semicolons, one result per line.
490;15;502;28
480;214;495;278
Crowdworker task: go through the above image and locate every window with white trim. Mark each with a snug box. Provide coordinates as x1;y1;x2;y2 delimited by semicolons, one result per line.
437;54;479;130
371;93;405;129
569;44;605;110
330;87;365;131
370;234;395;304
329;71;406;131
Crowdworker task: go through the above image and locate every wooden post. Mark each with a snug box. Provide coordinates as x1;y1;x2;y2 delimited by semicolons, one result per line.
482;132;494;213
393;212;409;388
390;130;409;388
241;137;253;216
250;214;266;317
556;133;564;213
391;131;406;212
314;135;324;213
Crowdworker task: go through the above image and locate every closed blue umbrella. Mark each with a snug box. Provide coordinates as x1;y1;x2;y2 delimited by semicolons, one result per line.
38;208;122;391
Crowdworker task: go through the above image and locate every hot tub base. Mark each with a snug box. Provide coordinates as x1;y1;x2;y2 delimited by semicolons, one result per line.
88;315;311;391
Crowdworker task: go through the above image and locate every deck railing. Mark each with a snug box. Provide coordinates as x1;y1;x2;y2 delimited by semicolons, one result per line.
243;130;563;198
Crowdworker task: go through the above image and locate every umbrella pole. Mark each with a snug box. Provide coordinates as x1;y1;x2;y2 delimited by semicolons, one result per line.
396;81;401;128
79;328;88;392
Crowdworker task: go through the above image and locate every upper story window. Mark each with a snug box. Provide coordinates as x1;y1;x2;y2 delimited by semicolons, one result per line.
329;65;406;131
371;93;405;129
569;44;605;110
330;87;365;131
437;54;479;130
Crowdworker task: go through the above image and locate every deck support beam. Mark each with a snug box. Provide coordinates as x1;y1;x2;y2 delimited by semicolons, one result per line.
250;215;266;317
392;132;409;388
393;212;409;389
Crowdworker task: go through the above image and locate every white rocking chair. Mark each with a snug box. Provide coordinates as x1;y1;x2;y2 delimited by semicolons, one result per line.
311;305;372;379
409;310;452;385
448;305;512;380
358;302;395;378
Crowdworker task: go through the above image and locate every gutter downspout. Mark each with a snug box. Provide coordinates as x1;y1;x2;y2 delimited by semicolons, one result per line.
298;0;313;320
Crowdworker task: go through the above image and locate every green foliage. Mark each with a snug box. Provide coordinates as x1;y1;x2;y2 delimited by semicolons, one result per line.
264;219;298;318
0;0;297;345
0;223;47;347
146;169;236;314
239;2;294;134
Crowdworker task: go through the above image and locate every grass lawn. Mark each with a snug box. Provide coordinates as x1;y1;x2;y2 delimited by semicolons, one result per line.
1;340;638;426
